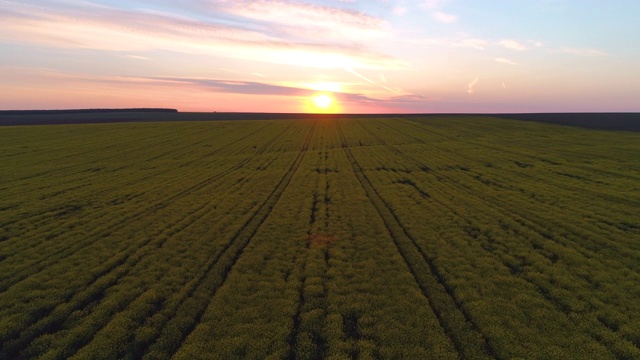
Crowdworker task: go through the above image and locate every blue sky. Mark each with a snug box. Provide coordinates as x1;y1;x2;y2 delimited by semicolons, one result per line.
1;0;639;112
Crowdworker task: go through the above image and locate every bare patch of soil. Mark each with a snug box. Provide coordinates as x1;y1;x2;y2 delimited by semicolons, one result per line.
306;234;338;246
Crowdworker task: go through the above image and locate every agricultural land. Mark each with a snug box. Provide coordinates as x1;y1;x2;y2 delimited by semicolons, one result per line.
1;115;639;359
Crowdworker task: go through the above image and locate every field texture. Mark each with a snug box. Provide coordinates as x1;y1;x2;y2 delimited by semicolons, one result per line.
1;117;639;359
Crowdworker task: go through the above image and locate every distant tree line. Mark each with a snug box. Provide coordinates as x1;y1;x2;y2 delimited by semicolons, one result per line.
0;108;178;115
492;113;640;131
1;110;637;131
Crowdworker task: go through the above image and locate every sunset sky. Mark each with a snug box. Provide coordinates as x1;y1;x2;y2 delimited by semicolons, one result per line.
1;0;639;113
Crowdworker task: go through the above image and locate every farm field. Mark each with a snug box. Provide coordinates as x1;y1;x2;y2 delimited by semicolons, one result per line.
1;116;639;359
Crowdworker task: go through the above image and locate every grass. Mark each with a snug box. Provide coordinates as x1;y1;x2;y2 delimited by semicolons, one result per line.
1;116;639;359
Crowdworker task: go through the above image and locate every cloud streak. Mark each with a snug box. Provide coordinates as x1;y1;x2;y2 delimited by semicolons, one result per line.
494;58;517;65
0;65;385;104
146;76;383;104
345;68;402;95
467;77;479;94
499;39;527;51
152;77;313;96
215;0;391;42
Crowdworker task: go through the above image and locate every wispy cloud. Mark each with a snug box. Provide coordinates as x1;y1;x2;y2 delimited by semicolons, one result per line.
467;77;479;94
220;68;266;78
454;38;487;50
494;57;517;65
151;77;312;96
151;76;381;103
1;65;381;103
389;94;427;102
208;0;391;42
121;55;154;61
345;68;402;95
0;0;403;70
499;39;527;51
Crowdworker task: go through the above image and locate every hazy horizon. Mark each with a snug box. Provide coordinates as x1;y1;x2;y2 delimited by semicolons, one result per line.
2;0;640;113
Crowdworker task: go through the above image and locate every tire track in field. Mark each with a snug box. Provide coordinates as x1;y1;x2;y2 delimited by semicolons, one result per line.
0;122;292;293
142;120;317;359
336;121;495;360
286;241;310;360
0;124;298;358
285;239;330;360
287;145;331;360
358;119;640;358
286;183;319;360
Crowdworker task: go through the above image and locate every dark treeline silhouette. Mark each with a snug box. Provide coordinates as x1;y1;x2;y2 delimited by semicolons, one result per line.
0;108;177;115
490;113;640;132
0;110;638;131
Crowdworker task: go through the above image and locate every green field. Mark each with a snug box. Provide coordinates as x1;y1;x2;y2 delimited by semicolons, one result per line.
1;116;639;359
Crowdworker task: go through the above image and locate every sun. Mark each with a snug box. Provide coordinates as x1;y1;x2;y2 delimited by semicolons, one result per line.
313;94;332;109
306;92;339;113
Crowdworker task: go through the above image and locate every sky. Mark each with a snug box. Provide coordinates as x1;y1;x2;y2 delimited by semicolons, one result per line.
1;0;639;113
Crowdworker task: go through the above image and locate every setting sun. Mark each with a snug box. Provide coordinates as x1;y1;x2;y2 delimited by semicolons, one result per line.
306;93;339;113
313;94;332;108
